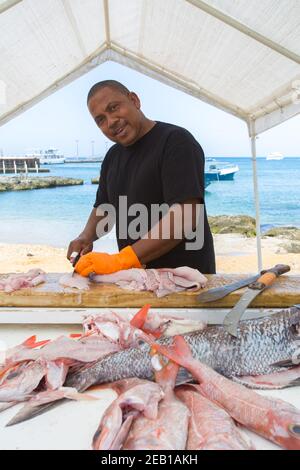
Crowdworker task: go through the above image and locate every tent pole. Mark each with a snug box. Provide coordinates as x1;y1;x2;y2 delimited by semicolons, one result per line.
249;121;263;271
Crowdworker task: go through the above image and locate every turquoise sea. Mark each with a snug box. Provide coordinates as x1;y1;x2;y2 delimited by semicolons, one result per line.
0;157;299;247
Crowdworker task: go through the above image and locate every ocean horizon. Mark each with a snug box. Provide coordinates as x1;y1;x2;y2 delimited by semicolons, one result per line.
0;157;299;248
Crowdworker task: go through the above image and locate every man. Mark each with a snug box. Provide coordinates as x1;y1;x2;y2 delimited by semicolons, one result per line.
68;80;215;276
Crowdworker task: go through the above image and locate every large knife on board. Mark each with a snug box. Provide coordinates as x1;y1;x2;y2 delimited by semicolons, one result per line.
223;264;290;337
197;272;264;303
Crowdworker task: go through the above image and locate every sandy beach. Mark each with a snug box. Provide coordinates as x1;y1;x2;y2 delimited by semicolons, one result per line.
1;234;299;274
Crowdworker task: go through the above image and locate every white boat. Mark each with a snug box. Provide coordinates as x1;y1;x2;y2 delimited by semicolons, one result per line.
266;152;284;160
26;148;65;164
40;149;65;164
205;158;239;181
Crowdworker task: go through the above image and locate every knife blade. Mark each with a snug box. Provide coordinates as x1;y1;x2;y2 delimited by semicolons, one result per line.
223;264;290;337
71;252;81;277
197;273;262;303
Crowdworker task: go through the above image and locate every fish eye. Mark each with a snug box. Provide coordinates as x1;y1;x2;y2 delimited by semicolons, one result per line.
289;424;300;437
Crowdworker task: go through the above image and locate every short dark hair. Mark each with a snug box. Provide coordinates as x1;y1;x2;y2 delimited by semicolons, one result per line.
87;80;130;103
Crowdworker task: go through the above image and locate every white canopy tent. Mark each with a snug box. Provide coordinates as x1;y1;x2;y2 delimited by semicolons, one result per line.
0;0;299;269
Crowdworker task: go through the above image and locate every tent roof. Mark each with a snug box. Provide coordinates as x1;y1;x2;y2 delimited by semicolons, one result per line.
0;0;299;134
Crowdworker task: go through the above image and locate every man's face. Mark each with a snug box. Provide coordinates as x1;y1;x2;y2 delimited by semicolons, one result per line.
88;87;144;146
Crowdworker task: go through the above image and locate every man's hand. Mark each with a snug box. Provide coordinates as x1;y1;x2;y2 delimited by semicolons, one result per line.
75;246;141;277
67;236;93;261
67;207;108;262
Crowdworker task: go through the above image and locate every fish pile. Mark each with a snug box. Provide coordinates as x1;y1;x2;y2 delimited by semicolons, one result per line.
0;269;46;293
1;305;300;450
0;307;155;411
60;266;207;297
0;306;200;416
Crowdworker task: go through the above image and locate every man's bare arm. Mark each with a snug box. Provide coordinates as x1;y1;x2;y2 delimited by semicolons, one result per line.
132;198;201;265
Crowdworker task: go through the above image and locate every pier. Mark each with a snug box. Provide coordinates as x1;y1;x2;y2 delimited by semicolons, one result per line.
0;156;48;174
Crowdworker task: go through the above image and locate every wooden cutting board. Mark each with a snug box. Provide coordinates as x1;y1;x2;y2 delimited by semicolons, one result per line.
0;273;299;308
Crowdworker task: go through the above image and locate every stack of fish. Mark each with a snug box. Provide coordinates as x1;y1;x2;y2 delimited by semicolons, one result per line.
60;266;207;297
1;305;300;450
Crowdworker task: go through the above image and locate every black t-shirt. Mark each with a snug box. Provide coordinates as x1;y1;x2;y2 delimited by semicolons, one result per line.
94;121;216;274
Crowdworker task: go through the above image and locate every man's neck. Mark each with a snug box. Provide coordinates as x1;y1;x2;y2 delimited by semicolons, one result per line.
138;118;156;141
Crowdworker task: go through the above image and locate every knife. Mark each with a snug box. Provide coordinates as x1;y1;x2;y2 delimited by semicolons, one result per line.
71;252;81;277
197;272;264;303
223;264;290;337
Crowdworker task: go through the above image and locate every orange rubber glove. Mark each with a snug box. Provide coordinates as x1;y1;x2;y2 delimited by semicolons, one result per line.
74;246;142;277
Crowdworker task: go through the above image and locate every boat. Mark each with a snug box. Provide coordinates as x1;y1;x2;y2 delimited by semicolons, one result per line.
40;149;65;164
26;149;65;164
266;152;284;160
205;158;239;182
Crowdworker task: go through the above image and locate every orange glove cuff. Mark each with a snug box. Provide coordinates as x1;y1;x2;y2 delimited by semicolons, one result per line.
118;246;142;270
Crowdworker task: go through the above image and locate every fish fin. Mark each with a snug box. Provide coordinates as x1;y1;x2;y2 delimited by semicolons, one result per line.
22;335;50;349
6;399;67;427
130;304;151;329
110;415;135;450
152;335;194;370
0;401;17;413
0;365;11;380
231;376;287;390
289;378;300;388
32;339;51;348
232;364;300;390
152;357;179;389
22;335;37;347
69;333;82;339
270;359;295;368
175;368;193;386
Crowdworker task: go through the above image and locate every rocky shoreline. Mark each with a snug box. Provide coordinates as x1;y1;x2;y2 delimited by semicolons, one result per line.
0;176;84;191
208;215;256;237
208;215;300;254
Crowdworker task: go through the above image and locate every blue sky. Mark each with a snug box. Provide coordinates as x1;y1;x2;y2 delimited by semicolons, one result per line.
0;61;299;158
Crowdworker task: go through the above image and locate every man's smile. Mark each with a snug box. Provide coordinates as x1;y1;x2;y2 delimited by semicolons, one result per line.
113;124;127;137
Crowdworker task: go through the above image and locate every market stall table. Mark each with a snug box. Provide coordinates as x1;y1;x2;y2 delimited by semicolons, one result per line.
0;273;300;450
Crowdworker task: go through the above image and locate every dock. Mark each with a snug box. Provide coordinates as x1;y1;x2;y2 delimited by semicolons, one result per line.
65;157;103;163
0;156;43;174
